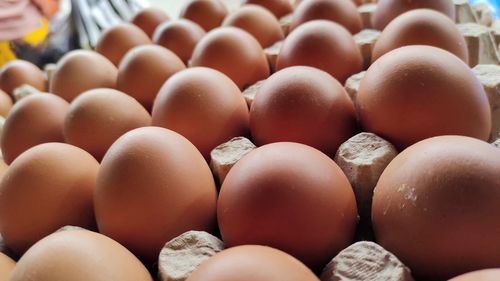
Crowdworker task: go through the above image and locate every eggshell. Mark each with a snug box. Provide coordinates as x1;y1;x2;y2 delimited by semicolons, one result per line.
190;27;270;90
0;143;99;255
64;88;151;161
95;23;151;66
9;229;153;281
372;9;468;63
244;0;293;19
131;7;170;39
277;20;363;84
372;0;455;30
180;0;228;32
1;93;69;164
372;136;500;279
449;269;500;281
218;142;358;270
50;50;117;102
0;60;46;97
152;67;249;160
117;45;185;111
0;252;15;281
290;0;362;34
95;127;217;265
357;45;491;150
153;19;206;65
0;90;13;117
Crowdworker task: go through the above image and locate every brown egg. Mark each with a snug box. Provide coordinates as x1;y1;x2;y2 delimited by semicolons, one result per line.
152;67;249;160
9;229;153;281
290;0;362;34
95;23;151;66
218;142;358;270
187;245;320;281
117;45;185;111
131;7;170;38
0;252;15;281
0;60;46;97
179;0;228;32
449;269;500;281
372;0;455;30
357;45;491;150
1;93;69;164
0;90;13;117
95;127;217;265
372;136;500;279
153;19;206;65
190;27;270;90
250;66;357;157
244;0;293;19
0;143;99;255
223;5;284;48
277;20;363;84
50;50;117;102
64;88;151;161
372;9;468;63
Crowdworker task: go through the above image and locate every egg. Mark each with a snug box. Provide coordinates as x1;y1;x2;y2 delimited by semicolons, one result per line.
218;142;358;270
152;67;249;160
131;7;170;39
357;45;491;150
1;93;69;164
117;45;185;111
290;0;362;34
9;229;153;281
50;50;117;102
187;245;320;281
0;60;46;97
244;0;293;19
372;9;468;63
0;142;99;255
190;27;270;90
449;269;500;281
179;0;228;32
64;88;151;161
95;127;217;265
0;90;13;117
277;20;363;84
372;136;500;279
0;252;15;281
250;66;357;157
153;19;206;65
95;23;151;66
372;0;455;30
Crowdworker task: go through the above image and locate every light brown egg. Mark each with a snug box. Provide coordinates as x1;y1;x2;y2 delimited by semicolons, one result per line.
95;127;217;265
190;27;270;89
291;0;362;34
1;93;69;164
277;20;363;84
9;229;153;281
449;269;500;281
0;60;46;97
357;45;491;150
95;23;151;66
50;50;117;102
372;136;500;279
223;5;284;48
0;252;15;281
179;0;228;32
218;142;358;270
372;0;455;30
131;7;170;38
117;45;185;111
0;143;99;255
64;88;151;161
244;0;293;19
153;19;206;65
187;245;320;281
372;9;468;63
0;90;13;117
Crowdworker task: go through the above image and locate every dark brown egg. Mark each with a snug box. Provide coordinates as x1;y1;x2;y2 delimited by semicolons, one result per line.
290;0;362;34
0;90;13;117
372;9;468;63
244;0;294;19
277;20;363;84
190;27;270;90
131;7;170;38
179;0;228;32
0;60;46;97
50;50;117;102
449;269;500;281
95;23;151;66
372;136;500;279
218;142;358;270
152;19;206;65
357;45;491;150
